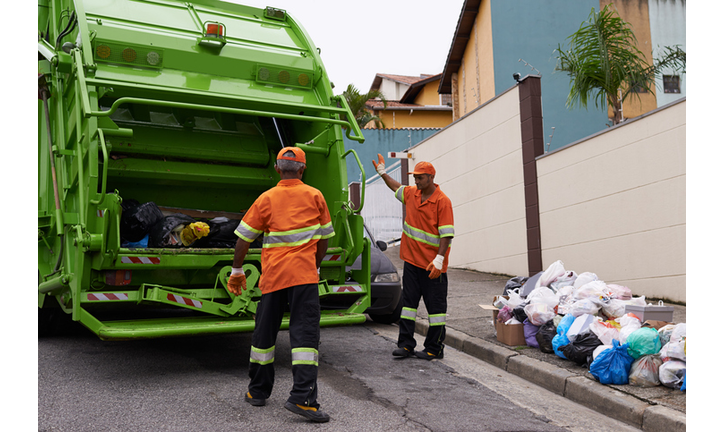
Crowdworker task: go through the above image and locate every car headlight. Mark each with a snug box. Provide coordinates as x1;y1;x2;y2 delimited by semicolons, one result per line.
373;272;400;283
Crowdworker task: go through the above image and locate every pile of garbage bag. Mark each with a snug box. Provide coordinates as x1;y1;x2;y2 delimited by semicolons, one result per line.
120;201;258;248
497;260;686;390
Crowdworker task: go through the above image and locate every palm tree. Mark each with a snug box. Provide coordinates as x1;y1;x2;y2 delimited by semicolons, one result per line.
341;84;387;129
555;4;685;125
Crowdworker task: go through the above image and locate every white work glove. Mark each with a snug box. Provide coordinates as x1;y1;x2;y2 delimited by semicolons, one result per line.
227;267;247;295
372;153;386;176
426;254;444;279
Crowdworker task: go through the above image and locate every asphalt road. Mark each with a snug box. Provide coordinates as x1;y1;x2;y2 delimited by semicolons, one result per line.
37;320;639;432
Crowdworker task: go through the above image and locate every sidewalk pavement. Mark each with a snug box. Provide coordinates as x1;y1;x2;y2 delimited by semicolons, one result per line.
381;245;686;432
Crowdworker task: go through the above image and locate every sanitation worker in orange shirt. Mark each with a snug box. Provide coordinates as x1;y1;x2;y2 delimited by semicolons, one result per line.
227;146;334;423
372;154;454;360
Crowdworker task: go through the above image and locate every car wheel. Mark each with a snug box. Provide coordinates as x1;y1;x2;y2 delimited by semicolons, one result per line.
369;295;402;325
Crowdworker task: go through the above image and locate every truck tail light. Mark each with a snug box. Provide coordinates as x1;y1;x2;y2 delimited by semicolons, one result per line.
206;23;224;38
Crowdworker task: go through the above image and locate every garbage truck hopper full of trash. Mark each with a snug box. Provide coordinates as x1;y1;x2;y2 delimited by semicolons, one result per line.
38;0;370;340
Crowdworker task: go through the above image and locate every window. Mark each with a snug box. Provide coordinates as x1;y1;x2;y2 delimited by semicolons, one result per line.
440;93;452;106
663;75;680;94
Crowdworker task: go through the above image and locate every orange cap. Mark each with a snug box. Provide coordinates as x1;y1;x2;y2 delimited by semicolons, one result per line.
276;146;306;164
410;161;435;176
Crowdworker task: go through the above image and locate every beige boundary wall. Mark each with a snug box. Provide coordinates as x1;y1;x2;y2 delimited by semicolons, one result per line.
408;83;685;303
408;86;529;277
537;99;686;303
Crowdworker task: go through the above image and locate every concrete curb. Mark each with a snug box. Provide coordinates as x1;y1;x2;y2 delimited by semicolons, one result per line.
414;320;686;430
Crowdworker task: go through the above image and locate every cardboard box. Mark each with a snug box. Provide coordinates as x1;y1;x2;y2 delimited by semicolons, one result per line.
479;301;527;346
492;309;527;346
625;304;674;322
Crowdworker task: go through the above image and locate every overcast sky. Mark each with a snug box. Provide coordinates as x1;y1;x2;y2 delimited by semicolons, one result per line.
230;0;465;93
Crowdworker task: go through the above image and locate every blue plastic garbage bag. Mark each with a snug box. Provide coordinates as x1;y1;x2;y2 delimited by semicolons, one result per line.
681;371;686;391
589;339;635;385
552;314;575;359
123;234;149;248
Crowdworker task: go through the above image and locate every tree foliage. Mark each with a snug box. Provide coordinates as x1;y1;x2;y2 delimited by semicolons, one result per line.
342;84;387;129
555;4;685;124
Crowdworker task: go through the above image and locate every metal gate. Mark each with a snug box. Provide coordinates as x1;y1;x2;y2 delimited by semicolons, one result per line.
360;161;403;244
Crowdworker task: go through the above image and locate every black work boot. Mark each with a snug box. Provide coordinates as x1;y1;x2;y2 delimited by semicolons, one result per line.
392;347;413;358
244;392;266;406
284;401;330;423
414;349;444;360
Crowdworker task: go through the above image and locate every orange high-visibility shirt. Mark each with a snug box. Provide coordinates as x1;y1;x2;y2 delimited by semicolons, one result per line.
235;179;334;294
395;184;455;272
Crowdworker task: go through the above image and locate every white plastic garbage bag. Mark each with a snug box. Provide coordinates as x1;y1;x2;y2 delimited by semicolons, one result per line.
616;314;642;343
601;299;627;319
590;319;621;346
550;271;578;292
569;298;600;317
658;323;685;345
624;296;647;308
506;288;525;308
670;323;686;343
526;286;558;308
629;354;662;387
606;284;632;300
539;260;566;287
659;360;686;389
574;280;608;301
524;302;556;326
573;272;599;289
660;339;686;362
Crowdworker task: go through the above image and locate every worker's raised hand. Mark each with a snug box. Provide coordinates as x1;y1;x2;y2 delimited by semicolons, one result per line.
372;153;386;176
426;254;444;280
227;269;247;295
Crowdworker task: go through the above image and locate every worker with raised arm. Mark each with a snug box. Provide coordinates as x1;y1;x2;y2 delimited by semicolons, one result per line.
227;147;334;423
372;154;454;360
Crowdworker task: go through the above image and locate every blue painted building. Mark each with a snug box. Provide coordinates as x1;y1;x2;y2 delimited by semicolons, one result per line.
343;128;441;184
439;0;685;151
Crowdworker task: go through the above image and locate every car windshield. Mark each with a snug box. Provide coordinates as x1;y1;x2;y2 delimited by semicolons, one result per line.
363;224;378;249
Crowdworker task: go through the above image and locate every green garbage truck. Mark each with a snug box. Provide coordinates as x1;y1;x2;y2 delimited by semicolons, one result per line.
38;0;372;340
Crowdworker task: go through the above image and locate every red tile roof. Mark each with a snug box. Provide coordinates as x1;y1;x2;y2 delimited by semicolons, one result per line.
365;100;452;111
370;73;437;92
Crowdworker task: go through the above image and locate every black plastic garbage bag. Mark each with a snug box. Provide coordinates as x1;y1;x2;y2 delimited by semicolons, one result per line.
194;219;241;248
536;320;556;354
121;198;140;212
193;218;263;248
121;201;164;242
503;276;528;295
559;331;603;366
148;213;196;247
512;302;528;323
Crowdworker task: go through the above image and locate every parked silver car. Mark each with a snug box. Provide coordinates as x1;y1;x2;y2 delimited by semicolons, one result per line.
355;225;402;324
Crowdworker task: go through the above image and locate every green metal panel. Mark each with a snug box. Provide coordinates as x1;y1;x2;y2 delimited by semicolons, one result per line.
38;0;369;340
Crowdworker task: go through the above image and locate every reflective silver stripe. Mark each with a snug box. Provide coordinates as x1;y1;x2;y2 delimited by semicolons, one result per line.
438;225;455;238
291;348;318;366
395;186;405;203
235;220;262;243
429;314;446;326
250;345;275;365
403;222;440;248
401;307;417;321
263;223;334;248
318;222;335;239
